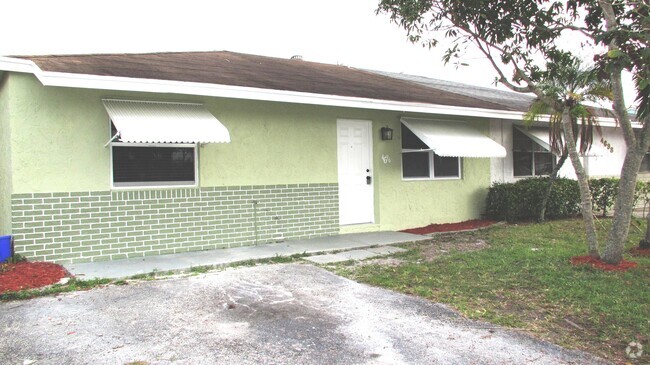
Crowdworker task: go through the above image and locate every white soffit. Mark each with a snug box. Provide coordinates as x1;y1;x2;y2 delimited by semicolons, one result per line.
401;117;507;158
103;99;230;144
514;126;551;151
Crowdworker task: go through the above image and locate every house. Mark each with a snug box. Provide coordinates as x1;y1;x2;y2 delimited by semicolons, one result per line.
0;51;629;264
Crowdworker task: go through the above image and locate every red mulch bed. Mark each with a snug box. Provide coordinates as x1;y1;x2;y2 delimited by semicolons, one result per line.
630;247;650;257
0;262;69;294
401;219;498;235
570;255;638;272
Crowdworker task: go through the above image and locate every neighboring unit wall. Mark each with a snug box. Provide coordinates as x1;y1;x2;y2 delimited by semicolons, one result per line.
585;127;627;178
488;120;626;183
489;119;513;183
0;72;12;235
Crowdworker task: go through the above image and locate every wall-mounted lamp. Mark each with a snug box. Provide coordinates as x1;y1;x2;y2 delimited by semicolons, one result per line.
381;127;393;141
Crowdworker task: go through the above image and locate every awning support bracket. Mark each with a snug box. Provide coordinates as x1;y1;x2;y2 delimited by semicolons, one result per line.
104;131;121;148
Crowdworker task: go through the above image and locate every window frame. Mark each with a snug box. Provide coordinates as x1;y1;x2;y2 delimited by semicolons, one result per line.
109;141;199;190
401;149;462;181
512;128;555;178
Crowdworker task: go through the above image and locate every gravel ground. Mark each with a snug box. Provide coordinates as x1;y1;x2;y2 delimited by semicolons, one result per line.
0;263;608;365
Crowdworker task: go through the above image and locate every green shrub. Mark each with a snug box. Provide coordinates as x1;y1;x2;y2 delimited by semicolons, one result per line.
487;177;650;222
589;178;619;217
545;178;581;218
485;182;519;222
635;180;650;216
486;178;580;222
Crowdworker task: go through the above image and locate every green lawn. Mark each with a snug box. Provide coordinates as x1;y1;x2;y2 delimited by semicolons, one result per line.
333;219;649;364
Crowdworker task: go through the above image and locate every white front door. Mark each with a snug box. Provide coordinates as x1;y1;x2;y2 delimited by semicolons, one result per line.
337;119;374;225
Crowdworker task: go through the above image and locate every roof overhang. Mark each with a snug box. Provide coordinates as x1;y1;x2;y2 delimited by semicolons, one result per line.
401;117;507;158
104;99;230;144
0;56;628;125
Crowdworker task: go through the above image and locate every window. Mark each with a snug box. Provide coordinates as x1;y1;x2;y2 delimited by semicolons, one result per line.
110;124;197;188
401;124;461;179
513;128;555;177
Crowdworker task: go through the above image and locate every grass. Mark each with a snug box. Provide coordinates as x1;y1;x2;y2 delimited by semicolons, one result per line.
333;219;649;364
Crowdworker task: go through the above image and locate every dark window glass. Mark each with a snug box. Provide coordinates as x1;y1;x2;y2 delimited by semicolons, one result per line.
402;152;430;178
433;154;460;177
513;128;533;152
513;127;555;177
112;145;195;185
534;152;554;175
513;151;533;176
401;124;429;150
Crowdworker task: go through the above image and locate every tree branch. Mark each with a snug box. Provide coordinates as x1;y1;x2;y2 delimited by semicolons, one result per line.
450;20;563;111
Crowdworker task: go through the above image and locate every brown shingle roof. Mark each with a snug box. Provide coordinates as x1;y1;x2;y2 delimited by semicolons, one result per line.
21;51;515;111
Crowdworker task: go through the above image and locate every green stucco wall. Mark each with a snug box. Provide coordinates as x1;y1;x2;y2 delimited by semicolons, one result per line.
200;101;338;186
8;73;109;193
0;73;12;235
371;115;491;230
6;73;339;192
4;72;493;262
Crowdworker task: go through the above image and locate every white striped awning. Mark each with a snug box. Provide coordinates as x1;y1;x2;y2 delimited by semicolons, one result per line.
401;117;506;158
103;99;230;144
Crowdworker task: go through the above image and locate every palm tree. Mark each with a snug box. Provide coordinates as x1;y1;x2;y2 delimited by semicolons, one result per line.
524;57;612;257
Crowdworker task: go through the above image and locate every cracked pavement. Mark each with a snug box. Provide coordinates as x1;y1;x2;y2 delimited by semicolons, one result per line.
0;263;608;364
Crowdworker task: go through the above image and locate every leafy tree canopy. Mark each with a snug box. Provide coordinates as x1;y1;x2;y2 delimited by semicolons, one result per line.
378;0;648;118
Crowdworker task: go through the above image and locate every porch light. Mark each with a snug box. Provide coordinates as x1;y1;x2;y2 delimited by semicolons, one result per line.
381;127;393;141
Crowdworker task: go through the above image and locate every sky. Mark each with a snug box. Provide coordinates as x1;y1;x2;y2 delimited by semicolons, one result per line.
1;0;637;105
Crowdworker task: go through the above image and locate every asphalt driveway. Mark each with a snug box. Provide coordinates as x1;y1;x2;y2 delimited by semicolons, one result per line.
0;263;607;364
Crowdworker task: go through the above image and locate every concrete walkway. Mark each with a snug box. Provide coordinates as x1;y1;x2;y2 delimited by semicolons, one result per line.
303;245;407;264
64;231;428;279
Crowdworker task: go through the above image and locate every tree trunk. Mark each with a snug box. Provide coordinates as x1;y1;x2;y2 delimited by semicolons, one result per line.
597;0;650;263
561;109;600;257
603;149;645;263
538;150;568;222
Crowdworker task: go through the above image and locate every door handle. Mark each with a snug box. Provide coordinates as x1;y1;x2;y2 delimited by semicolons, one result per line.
366;175;372;185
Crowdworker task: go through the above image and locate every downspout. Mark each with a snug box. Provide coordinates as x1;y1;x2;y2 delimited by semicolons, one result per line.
252;200;259;245
501;121;506;180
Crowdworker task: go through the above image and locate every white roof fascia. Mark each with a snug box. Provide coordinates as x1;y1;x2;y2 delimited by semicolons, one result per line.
0;56;631;126
0;56;38;73
37;71;529;120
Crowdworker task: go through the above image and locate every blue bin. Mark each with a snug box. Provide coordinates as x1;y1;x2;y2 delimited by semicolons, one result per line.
0;235;12;263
